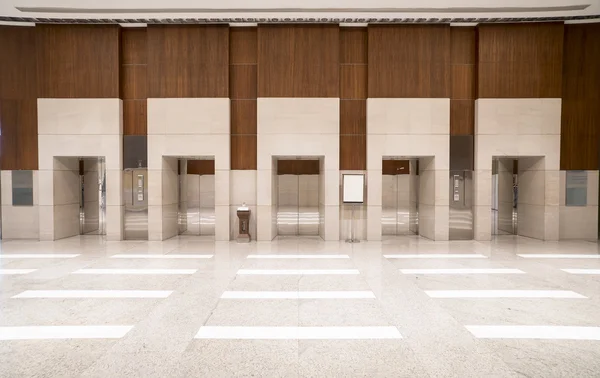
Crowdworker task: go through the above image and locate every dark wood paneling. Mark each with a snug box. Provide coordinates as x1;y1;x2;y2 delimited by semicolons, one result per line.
258;25;339;97
231;135;257;170
340;27;367;64
0;26;38;170
277;160;320;175
0;99;38;170
187;160;215;175
382;160;410;175
451;27;476;65
450;100;475;136
230;26;258;170
230;64;257;99
0;26;37;100
121;65;147;100
340;65;367;100
230;28;257;64
560;24;600;170
340;100;366;135
36;24;120;98
450;27;476;136
477;23;564;98
451;64;475;100
231;100;257;135
121;28;147;65
340;135;366;171
147;25;229;98
368;25;450;98
123;100;147;136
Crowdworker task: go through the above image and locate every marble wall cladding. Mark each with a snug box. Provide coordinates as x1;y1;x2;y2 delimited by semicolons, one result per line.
38;99;122;135
37;100;123;241
559;170;599;240
475;99;561;136
474;98;561;241
366;100;451;241
257;98;339;135
367;98;450;135
147;98;230;240
257;98;339;241
1;170;39;239
147;98;229;135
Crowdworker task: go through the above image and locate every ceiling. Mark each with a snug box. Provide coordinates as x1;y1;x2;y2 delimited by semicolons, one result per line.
1;0;599;24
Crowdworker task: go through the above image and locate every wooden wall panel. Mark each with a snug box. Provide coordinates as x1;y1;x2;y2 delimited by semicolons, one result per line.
340;135;366;171
0;26;38;170
36;25;120;98
187;160;215;175
450;27;476;136
560;23;600;170
230;27;258;170
258;25;339;97
368;25;450;98
340;27;367;171
231;135;257;170
121;27;148;136
477;23;564;98
147;25;229;98
277;160;320;175
382;160;410;175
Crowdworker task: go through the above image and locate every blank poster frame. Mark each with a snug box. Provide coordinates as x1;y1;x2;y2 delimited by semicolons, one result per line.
342;174;365;204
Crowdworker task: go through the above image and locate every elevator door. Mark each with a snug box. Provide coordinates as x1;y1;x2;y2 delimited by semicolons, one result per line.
382;174;418;236
276;175;319;236
449;170;474;240
181;174;215;236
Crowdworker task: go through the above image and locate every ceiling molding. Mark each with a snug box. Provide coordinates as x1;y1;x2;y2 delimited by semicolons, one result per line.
1;15;599;25
14;5;591;14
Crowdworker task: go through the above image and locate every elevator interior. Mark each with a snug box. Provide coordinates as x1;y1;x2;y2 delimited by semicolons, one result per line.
492;158;518;235
275;158;320;237
381;159;419;236
78;157;106;236
177;159;215;237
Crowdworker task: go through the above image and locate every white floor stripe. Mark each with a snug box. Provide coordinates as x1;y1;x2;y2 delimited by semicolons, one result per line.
425;290;587;298
519;254;600;259
221;291;376;299
384;254;486;259
0;325;134;340
195;326;402;340
247;254;349;259
111;254;213;259
237;269;360;275
466;325;600;340
12;290;173;299
0;269;37;275
400;268;525;275
72;269;197;275
0;254;80;259
562;269;600;275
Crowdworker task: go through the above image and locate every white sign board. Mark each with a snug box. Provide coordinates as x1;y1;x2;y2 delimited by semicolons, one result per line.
342;174;365;204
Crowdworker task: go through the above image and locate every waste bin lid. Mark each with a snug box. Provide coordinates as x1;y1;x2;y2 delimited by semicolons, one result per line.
237;206;249;211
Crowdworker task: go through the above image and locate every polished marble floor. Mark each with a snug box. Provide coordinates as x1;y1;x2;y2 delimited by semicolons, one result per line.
1;235;600;377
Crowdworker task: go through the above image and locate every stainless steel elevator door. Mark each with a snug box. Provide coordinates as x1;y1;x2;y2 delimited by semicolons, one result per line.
123;168;148;240
276;175;319;236
382;174;417;236
449;170;474;240
182;174;215;236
